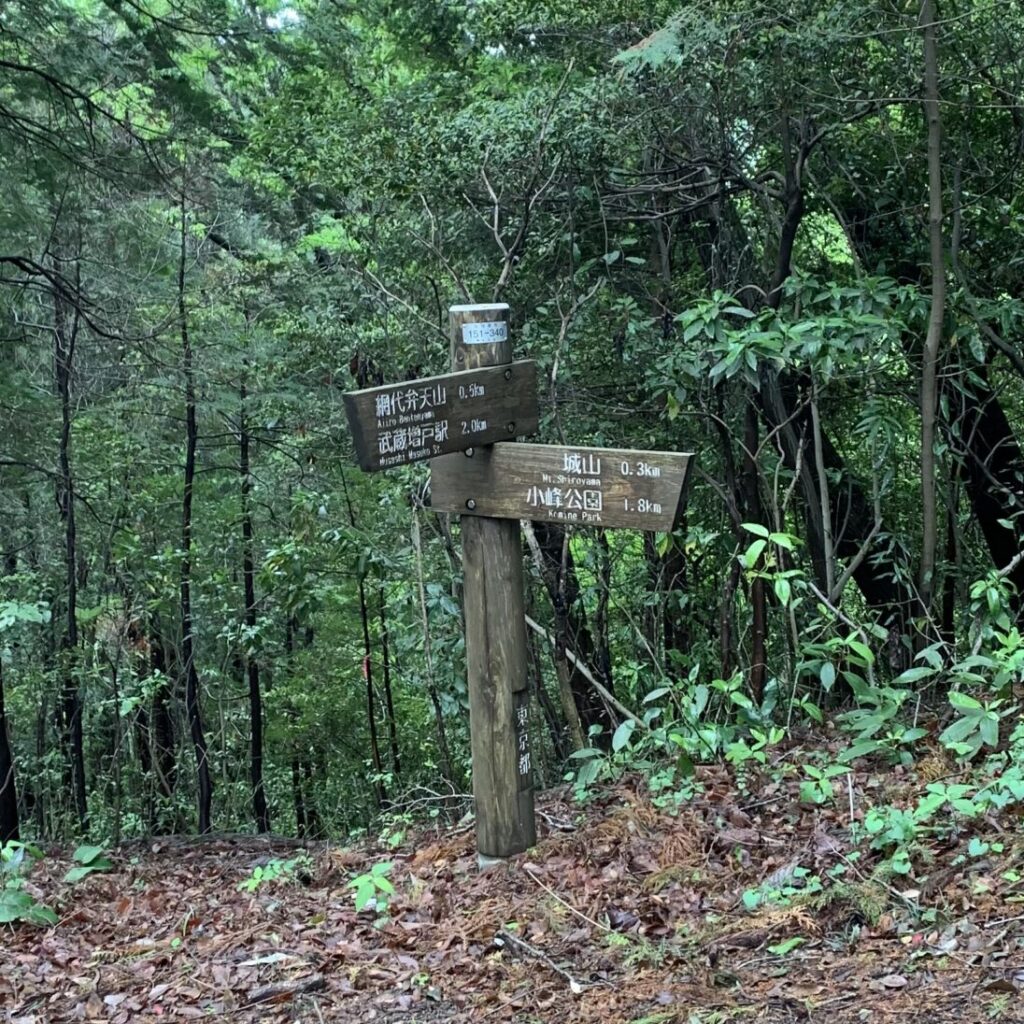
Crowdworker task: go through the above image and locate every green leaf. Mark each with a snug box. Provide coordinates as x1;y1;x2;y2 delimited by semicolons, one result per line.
611;719;637;753
742;539;767;569
839;739;882;761
802;701;824;723
741;523;770;538
613;21;682;71
575;759;602;789
73;845;107;866
948;691;983;711
24;902;58;926
900;728;929;743
968;836;989;857
940;716;979;745
799;781;824;804
767;936;805;955
846;639;875;665
893;667;936;684
819;663;836;691
643;687;672;704
569;747;605;760
0;888;33;922
980;715;1000;748
352;881;375;911
774;577;791;605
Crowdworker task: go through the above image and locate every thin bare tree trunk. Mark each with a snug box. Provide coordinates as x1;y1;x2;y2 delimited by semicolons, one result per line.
239;377;269;832
53;255;87;832
178;190;213;834
919;0;946;615
0;532;18;841
378;585;401;779
340;471;387;807
743;403;767;703
0;656;18;844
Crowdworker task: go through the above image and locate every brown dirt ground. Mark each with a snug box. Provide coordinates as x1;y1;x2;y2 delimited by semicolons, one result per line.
2;764;1023;1023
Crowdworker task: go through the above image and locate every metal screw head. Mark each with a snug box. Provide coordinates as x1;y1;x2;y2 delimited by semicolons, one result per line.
504;369;512;380
506;422;515;433
466;499;477;510
456;350;465;362
464;447;474;458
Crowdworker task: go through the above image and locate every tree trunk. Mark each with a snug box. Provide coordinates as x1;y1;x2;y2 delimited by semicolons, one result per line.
239;378;270;833
0;657;18;844
178;192;213;834
660;524;690;680
533;522;614;743
919;0;946;617
149;623;177;802
53;262;87;832
378;584;401;779
357;576;387;807
526;614;569;761
953;365;1024;603
302;760;322;837
743;401;767;703
34;694;47;836
291;758;306;837
594;530;613;692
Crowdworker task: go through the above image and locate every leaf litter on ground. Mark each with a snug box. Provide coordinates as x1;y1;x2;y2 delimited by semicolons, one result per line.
2;761;1023;1022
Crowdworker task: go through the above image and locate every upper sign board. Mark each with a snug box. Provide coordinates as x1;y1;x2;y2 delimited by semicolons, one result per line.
430;443;693;532
343;361;538;473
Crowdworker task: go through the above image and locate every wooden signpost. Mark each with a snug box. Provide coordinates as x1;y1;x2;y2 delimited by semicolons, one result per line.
447;304;536;862
343;361;539;472
343;302;693;864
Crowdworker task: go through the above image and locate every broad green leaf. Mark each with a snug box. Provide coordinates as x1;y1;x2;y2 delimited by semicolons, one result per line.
893;667;936;684
846;639;875;665
819;662;836;691
948;691;983;711
72;845;106;866
643;687;672;704
611;719;637;753
742;539;767;569
940;716;979;745
768;936;805;955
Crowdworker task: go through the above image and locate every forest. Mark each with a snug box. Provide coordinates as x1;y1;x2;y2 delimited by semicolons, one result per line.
2;1;1024;1021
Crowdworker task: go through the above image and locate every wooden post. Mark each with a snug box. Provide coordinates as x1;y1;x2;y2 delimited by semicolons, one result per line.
449;303;536;861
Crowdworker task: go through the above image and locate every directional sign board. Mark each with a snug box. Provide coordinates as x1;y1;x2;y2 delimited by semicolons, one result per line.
343;361;538;472
430;443;693;532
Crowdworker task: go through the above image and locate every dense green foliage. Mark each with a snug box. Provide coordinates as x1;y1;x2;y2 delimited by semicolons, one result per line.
2;0;1024;844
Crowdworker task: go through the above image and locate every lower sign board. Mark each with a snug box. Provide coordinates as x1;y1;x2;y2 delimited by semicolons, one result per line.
430;443;693;532
343;361;538;472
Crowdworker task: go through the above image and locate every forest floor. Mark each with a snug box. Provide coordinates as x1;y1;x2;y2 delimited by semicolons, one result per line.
3;759;1024;1024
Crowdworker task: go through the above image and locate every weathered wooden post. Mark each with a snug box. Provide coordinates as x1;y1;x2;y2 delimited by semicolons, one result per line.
448;303;536;861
